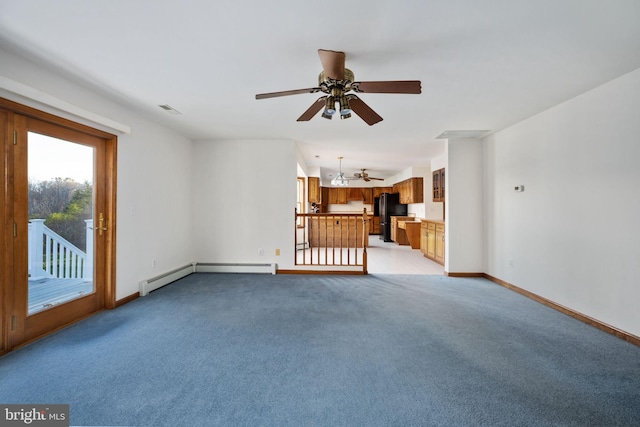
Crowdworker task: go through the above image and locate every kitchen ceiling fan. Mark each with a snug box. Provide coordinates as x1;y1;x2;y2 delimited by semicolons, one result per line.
354;169;384;182
255;49;421;125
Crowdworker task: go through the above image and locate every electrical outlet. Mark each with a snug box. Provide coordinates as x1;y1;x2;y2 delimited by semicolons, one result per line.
258;248;264;256
509;259;515;268
275;248;280;256
151;259;156;268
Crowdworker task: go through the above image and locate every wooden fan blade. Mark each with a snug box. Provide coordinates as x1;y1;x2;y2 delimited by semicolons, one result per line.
297;97;326;122
348;96;383;126
256;87;320;100
318;49;345;80
354;80;422;94
369;177;385;181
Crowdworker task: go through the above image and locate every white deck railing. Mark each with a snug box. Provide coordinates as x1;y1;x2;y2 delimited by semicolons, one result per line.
28;219;93;280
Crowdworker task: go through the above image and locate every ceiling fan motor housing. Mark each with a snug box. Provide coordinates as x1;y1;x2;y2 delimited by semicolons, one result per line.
318;69;355;87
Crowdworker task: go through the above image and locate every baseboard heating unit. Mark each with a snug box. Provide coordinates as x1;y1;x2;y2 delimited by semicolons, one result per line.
195;262;277;274
139;262;277;296
139;264;196;296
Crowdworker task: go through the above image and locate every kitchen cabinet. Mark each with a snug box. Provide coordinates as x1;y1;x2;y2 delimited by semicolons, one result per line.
393;178;423;204
369;216;380;235
421;220;444;265
435;223;445;264
347;187;374;204
372;187;394;199
399;220;421;249
362;188;373;204
432;168;445;202
321;187;329;209
308;177;321;204
328;187;347;204
390;216;414;245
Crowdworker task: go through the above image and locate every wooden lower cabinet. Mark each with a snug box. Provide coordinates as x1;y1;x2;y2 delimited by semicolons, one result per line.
369;216;380;235
308;216;369;248
391;216;414;245
421;220;444;265
400;221;421;249
435;224;445;264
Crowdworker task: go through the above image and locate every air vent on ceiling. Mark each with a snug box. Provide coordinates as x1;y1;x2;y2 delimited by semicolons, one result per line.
158;104;182;115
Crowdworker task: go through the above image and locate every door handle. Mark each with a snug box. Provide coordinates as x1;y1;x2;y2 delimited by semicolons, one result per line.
97;213;108;235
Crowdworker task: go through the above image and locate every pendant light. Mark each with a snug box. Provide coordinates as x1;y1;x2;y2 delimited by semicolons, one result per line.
331;156;349;186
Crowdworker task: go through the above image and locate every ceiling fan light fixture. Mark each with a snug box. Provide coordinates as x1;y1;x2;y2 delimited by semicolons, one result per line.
331;156;349;186
324;96;336;116
338;94;351;116
340;112;351;120
331;173;349;186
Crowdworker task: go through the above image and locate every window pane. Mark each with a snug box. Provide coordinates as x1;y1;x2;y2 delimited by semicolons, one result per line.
27;132;95;315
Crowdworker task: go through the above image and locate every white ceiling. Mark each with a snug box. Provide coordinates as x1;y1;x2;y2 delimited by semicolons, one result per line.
1;0;640;183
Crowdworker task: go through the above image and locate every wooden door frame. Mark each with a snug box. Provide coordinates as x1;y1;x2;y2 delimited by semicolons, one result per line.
0;97;117;353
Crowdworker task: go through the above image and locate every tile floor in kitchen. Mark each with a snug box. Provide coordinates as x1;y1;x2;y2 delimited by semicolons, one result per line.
366;238;444;275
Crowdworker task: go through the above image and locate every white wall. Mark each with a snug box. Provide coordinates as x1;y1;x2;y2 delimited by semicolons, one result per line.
386;166;431;219
0;46;195;300
484;67;640;337
116;119;194;299
191;140;297;268
445;139;484;274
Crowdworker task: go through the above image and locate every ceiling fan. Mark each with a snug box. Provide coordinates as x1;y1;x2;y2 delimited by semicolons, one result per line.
255;49;421;125
354;169;384;182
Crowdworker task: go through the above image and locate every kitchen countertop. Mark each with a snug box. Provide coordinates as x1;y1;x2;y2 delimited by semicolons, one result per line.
421;219;445;225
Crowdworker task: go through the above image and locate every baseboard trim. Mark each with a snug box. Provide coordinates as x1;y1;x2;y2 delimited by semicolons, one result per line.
277;269;365;275
195;262;276;274
115;292;139;308
483;273;640;347
446;272;484;277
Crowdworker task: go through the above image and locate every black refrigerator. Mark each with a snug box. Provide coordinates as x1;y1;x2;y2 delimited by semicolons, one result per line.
379;192;408;242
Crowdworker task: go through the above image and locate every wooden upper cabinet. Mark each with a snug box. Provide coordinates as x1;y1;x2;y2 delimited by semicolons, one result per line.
320;186;391;206
433;168;445;202
347;187;363;201
372;187;393;199
328;187;347;204
347;187;374;204
308;177;321;204
394;178;423;204
362;188;373;204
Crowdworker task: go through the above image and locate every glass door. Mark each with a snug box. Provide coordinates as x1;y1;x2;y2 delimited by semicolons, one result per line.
27;132;96;315
2;108;116;349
